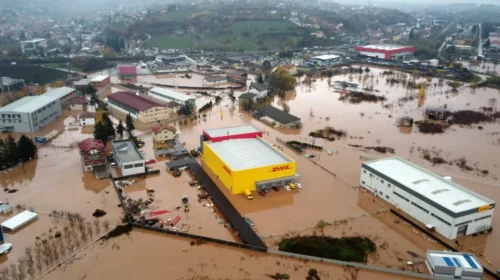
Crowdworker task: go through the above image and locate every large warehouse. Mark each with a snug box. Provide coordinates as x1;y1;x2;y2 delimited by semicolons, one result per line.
355;44;415;60
200;125;297;195
148;87;195;105
309;55;342;66
360;157;495;239
106;91;178;122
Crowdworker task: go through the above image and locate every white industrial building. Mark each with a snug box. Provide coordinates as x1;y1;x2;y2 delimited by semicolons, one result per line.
148;87;195;105
360;157;495;240
112;140;145;176
425;250;483;279
308;55;342;66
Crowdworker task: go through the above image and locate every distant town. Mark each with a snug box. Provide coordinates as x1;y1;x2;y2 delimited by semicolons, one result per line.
0;0;499;280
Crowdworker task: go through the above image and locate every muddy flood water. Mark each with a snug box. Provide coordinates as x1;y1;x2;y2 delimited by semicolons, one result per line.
1;65;499;279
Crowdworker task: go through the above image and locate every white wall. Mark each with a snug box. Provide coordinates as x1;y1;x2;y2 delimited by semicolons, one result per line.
120;160;145;176
359;51;385;59
360;167;494;239
248;88;267;99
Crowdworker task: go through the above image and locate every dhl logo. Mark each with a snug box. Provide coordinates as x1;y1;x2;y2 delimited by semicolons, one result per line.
223;165;232;176
271;165;290;172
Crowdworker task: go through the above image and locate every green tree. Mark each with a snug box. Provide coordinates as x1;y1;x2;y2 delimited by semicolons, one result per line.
484;39;491;48
90;93;100;109
5;135;19;165
215;95;222;104
270;66;297;97
229;90;236;104
19;31;26;41
125;114;135;135
17;135;37;162
116;120;125;138
0;139;6;168
93;121;108;144
103;113;115;139
85;85;96;95
177;102;195;116
258;74;264;83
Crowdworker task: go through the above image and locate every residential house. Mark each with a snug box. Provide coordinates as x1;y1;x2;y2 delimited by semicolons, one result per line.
79;112;96;126
68;97;88;111
253;105;301;129
73;79;91;92
78;138;107;171
248;82;270;99
203;76;228;84
90;75;110;91
152;123;177;143
238;92;258;103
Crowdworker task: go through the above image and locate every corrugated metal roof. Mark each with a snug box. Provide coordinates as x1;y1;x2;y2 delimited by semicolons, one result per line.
108;91;164;112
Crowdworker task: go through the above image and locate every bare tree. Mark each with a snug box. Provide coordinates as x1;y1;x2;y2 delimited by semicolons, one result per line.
0;268;9;280
9;264;17;280
80;224;88;243
72;231;81;249
103;220;110;231
87;222;94;239
52;241;60;262
58;239;66;258
35;243;43;274
25;247;35;279
93;220;101;235
17;258;27;280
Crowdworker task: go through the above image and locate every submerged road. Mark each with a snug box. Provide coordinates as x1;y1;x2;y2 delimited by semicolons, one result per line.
187;162;267;249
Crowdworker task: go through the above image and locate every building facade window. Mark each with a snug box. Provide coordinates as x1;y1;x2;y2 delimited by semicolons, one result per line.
474;215;491;222
124;164;133;169
134;163;144;168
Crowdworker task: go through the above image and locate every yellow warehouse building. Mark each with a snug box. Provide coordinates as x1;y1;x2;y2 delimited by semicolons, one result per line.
201;136;297;194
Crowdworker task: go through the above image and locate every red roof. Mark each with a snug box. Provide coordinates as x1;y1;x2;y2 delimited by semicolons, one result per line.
79;138;106;154
108;91;164;112
118;65;137;75
152;123;176;134
69;97;88;105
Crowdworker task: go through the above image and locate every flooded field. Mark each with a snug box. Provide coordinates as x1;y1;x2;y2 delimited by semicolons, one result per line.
44;229;424;280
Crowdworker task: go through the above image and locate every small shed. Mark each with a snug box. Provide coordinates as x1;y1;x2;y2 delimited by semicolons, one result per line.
425;106;448;121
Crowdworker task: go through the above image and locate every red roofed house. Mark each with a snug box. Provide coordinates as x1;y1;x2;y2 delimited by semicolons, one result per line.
68;97;88;111
152;123;177;143
106;91;176;122
79;138;107;171
117;64;137;80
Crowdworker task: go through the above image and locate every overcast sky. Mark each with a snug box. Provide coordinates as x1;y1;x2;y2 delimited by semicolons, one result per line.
333;0;498;5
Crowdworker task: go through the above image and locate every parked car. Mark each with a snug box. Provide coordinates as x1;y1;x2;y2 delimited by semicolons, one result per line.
258;190;266;196
289;183;296;189
296;183;302;189
0;243;12;255
145;159;157;165
172;170;181;177
272;186;280;192
284;185;291;191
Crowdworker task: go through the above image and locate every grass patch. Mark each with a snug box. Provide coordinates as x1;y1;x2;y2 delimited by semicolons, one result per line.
145;35;195;49
0;63;68;84
452;110;497;125
208;20;304;51
279;236;376;263
415;120;447;134
339;92;386;104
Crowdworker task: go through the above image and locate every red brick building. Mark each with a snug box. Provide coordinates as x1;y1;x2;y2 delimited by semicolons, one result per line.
79;138;107;171
90;75;111;91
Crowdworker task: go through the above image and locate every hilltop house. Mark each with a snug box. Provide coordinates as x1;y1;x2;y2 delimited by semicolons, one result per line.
253;105;301;129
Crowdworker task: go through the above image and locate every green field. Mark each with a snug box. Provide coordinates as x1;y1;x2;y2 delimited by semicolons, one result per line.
0;64;68;84
145;35;196;49
153;11;193;21
208;20;304;51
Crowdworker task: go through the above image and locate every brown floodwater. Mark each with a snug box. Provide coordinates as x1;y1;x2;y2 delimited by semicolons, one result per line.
44;229;425;280
1;65;499;279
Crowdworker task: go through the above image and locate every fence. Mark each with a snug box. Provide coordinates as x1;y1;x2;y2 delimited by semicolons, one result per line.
268;249;441;279
133;223;267;253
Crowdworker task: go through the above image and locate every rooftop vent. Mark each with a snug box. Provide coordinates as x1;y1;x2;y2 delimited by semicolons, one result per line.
431;189;450;195
453;199;472;206
413;179;430;185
